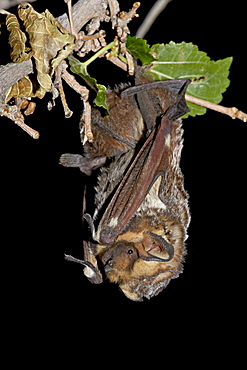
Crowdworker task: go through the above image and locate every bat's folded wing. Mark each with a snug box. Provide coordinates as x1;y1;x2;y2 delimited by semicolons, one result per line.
96;79;190;245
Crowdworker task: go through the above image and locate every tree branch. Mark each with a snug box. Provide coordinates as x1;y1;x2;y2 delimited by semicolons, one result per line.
0;0;36;10
136;0;172;39
57;0;108;35
0;0;109;104
0;60;33;103
185;94;247;122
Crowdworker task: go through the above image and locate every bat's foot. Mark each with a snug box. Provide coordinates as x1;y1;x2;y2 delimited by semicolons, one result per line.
59;153;106;175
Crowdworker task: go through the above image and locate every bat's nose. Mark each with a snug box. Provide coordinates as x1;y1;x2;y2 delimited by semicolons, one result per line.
103;258;113;273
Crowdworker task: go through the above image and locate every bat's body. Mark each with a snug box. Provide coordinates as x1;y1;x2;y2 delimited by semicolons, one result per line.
60;67;191;301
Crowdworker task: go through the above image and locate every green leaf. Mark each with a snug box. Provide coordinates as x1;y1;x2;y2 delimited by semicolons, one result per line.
68;55;109;114
148;41;233;117
126;36;154;66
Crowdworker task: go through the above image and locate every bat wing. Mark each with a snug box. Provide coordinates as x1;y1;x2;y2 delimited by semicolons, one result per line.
95;79;190;245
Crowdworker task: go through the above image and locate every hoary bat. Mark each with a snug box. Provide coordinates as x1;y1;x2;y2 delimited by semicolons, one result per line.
60;66;191;301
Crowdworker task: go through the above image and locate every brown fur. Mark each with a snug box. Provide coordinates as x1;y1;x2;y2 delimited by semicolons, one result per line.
94;117;190;301
61;67;190;300
98;208;187;301
83;90;144;158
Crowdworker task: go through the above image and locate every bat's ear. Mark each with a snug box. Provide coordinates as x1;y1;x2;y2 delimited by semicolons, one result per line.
164;79;191;121
141;232;174;262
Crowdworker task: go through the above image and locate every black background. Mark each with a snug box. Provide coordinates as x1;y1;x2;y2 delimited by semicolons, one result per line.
1;0;245;362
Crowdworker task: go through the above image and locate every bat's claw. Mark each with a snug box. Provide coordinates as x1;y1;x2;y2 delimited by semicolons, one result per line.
59;153;106;175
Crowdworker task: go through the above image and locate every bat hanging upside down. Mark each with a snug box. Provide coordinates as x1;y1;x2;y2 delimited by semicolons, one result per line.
60;66;191;301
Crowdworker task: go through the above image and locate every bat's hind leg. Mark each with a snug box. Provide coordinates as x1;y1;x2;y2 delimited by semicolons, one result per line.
59;153;106;175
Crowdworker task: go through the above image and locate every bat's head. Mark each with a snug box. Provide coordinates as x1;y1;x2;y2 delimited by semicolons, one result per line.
100;222;187;301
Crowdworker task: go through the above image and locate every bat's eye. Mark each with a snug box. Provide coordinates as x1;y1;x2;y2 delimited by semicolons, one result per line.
127;249;134;255
107;259;113;267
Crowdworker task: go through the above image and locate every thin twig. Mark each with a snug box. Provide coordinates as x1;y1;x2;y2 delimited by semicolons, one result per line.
185;94;247;122
57;78;73;119
64;0;77;38
1;105;39;138
107;56;128;70
60;62;93;143
14;118;40;138
136;0;172;38
60;62;88;99
80;100;93;144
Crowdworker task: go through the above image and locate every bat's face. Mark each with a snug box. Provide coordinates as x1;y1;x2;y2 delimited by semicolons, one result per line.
98;213;187;301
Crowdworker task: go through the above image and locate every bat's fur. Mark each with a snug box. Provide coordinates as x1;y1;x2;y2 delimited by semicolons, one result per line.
95;119;190;301
93;149;135;221
61;68;190;301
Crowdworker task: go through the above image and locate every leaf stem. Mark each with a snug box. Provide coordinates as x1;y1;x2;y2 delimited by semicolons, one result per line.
118;54;128;64
82;41;117;67
185;94;247;122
